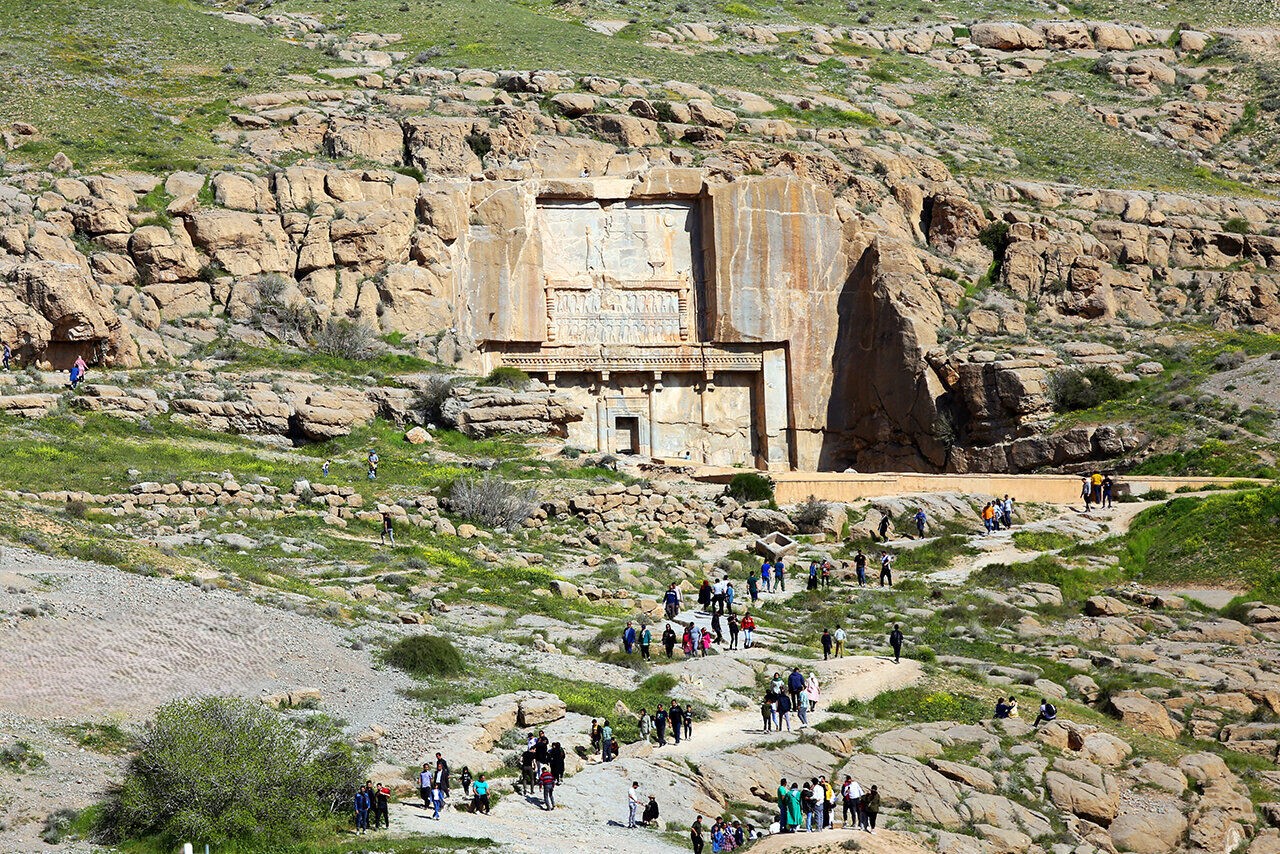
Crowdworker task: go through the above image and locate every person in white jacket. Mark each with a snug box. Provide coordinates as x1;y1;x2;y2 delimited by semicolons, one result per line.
627;781;643;828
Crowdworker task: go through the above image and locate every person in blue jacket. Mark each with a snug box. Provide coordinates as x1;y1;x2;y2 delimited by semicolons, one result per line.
354;784;372;834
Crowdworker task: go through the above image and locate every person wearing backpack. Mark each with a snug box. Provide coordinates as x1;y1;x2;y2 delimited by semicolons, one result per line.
861;785;880;832
1034;698;1057;726
787;667;805;708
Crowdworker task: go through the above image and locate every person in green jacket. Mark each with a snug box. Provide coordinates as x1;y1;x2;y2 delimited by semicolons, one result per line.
776;779;789;831
640;625;652;660
784;782;803;832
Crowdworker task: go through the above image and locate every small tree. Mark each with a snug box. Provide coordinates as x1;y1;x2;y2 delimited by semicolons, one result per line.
314;318;378;360
414;374;454;423
791;495;830;531
383;634;465;678
448;473;537;529
726;472;774;502
95;697;367;849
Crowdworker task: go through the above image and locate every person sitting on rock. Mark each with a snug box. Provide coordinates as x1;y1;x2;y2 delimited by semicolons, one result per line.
994;697;1011;719
1033;698;1057;726
642;795;659;826
1008;698;1020;718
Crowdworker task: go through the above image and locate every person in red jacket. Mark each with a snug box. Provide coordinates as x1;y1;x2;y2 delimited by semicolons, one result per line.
741;613;756;648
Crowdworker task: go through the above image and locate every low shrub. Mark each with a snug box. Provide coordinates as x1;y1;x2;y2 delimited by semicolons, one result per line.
414;375;454;424
791;495;830;530
448;473;537;529
383;634;465;678
94;697;368;850
726;472;774;502
481;366;530;390
1049;367;1126;413
314;318;378;361
1;739;46;772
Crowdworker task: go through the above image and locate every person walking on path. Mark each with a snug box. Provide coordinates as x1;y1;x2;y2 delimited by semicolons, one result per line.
1081;477;1092;511
664;584;681;620
760;560;772;593
806;672;821;711
682;625;695;658
638;708;652;743
807;560;819;591
842;776;863;829
788;667;805;709
600;720;613;761
1102;475;1114;508
418;762;432;810
472;774;490;814
691;816;706;854
683;704;693;741
699;627;712;657
1001;495;1015;529
879;552;893;587
654;704;668;747
854;550;867;587
354;785;371;834
539;766;556;810
711;611;724;645
628;781;643;828
663;624;677;658
697;580;712;613
774;559;786;592
380;511;395;546
914;508;927;538
669;703;684;745
834;626;846;658
623;621;637;654
861;786;880;832
777;690;793;732
877;511;891;541
747;572;759;603
821;628;833;660
741;612;756;648
889;623;904;663
728;613;740;649
640;624;652;660
761;695;774;732
821;559;832;589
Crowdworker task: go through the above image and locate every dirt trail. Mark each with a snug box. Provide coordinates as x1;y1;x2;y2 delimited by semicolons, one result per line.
390;655;921;852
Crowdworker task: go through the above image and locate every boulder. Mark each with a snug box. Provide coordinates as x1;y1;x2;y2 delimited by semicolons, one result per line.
742;508;797;535
405;426;432;445
1045;757;1120;825
1111;692;1180;739
1109;806;1188;854
970;22;1046;50
516;692;567;727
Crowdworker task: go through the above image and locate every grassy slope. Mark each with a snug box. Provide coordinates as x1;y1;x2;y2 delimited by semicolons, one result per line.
0;0;330;171
1120;486;1280;597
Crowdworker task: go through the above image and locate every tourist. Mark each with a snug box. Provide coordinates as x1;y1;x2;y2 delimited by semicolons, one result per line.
878;511;891;541
914;508;927;538
1081;477;1092;511
418;762;432;810
726;581;736;610
981;501;996;533
520;744;537;794
774;559;786;592
821;559;832;588
628;781;643;828
459;766;473;797
1008;698;1020;718
472;774;490;814
834;625;846;658
785;782;803;832
853;550;867;587
747;572;760;603
1102;475;1114;508
589;719;601;752
712;611;724;644
801;780;816;832
535;732;549;767
889;623;904;663
550;741;566;783
669;703;684;745
777;690;793;732
712;577;727;615
367;448;379;480
807;560;819;591
692;815;706;854
822;775;836;829
380;511;395;546
640;623;652;660
2;342;10;370
994;697;1010;719
1001;494;1015;529
600;720;613;761
842;775;863;829
682;624;695;657
683;704;693;740
663;623;677;658
796;685;809;727
770;671;784;697
1033;698;1057;727
539;765;556;810
623;621;637;654
638;708;652;743
430;768;446;820
655;703;668;746
788;667;805;708
664;584;682;620
700;627;713;656
741;612;756;648
374;782;391;828
821;628;833;660
861;785;880;832
761;694;774;732
879;552;893;587
642;796;660;827
322;459;330;476
697;579;712;612
609;735;620;760
776;779;790;831
760;560;772;593
354;784;371;834
806;672;820;710
728;612;740;649
1091;471;1104;506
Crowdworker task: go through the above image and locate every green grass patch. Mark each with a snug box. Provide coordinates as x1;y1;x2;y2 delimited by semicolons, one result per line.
1011;530;1076;552
831;686;989;724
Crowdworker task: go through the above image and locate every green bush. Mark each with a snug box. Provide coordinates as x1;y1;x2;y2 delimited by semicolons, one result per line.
1011;530;1075;552
1;739;46;772
1049;367;1127;413
834;687;988;723
726;472;774;502
481;366;530;390
95;697;367;850
1223;217;1251;235
383;634;465;678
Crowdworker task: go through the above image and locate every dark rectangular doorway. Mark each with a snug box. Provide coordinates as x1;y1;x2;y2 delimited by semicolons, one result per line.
614;416;640;455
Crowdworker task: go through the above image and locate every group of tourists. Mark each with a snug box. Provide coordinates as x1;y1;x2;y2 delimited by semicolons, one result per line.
980;495;1017;533
689;814;759;852
760;667;821;732
518;731;569;808
416;753;468;820
773;776;881;834
624;698;697;749
352;781;391;833
1082;472;1116;510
